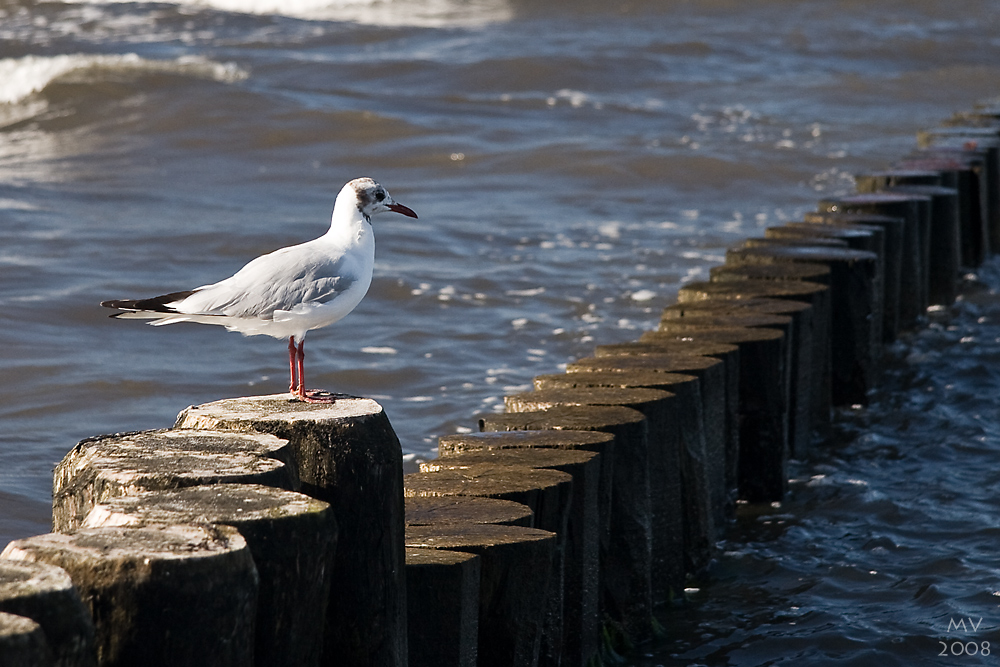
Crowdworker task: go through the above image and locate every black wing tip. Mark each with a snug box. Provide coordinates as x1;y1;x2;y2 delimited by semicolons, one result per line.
100;290;197;313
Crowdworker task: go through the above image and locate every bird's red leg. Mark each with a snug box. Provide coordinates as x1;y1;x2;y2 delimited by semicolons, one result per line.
296;339;336;403
288;337;299;395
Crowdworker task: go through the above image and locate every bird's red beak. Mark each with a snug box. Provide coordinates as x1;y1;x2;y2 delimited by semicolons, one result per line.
388;203;418;219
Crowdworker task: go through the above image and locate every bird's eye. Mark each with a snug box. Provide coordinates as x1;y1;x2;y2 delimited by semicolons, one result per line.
375;190;386;202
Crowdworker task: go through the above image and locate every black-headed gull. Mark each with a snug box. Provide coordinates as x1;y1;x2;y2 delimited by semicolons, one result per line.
101;177;417;403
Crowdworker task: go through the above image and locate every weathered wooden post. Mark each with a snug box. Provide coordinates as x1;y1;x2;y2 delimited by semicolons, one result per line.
477;406;654;644
52;429;297;533
405;524;556;667
2;525;258;667
819;193;926;330
896;154;987;268
0;611;52;667
175;395;406;667
81;484;337;667
802;211;904;341
724;245;880;406
660;300;815;459
0;559;96;667
406;464;572;667
405;549;480;667
435;431;610;667
503;388;681;611
420;448;600;667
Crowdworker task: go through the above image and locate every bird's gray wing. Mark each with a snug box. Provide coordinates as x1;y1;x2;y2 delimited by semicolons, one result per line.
176;244;360;319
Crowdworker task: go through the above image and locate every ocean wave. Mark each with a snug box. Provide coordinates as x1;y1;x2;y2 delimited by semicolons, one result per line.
60;0;513;27
0;53;247;106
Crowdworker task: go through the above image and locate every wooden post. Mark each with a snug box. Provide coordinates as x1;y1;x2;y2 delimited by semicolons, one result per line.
406;465;572;667
710;262;831;285
595;339;741;487
81;484;337;667
405;524;556;667
885;185;961;306
640;327;788;502
406;496;534;528
0;559;96;667
724;245;880;406
0;612;52;667
2;525;257;667
52;429;297;533
502;388;681;609
803;211;904;341
917;130;1000;252
477;406;655;643
896;154;988;267
853;177;957;309
438;431;612;548
679;279;832;431
175;395;406;667
525;372;711;577
819;193;926;330
661;301;814;459
436;431;611;667
766;225;884;311
421;448;600;667
405;548;480;667
564;355;723;561
853;169;942;189
745;236;848;249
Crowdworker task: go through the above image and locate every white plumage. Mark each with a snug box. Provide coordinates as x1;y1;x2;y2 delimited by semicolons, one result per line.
102;177;417;402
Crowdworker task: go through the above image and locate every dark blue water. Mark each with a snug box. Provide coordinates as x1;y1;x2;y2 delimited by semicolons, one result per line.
2;0;1000;662
634;266;1000;665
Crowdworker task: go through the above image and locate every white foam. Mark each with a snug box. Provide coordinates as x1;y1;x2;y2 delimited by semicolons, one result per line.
0;53;247;106
60;0;513;27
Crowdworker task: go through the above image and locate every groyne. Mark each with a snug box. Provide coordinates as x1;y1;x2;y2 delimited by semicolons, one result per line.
2;101;999;667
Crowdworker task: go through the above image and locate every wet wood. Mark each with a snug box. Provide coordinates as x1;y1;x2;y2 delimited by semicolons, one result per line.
81;484;337;667
405;548;480;667
435;431;610;666
842;189;933;314
710;261;831;285
502;388;681;609
640;327;788;502
724;244;880;406
594;339;741;486
2;525;257;667
884;185;961;306
660;302;815;459
681;279;832;430
803;211;904;341
0;559;95;667
405;524;555;667
405;465;572;667
766;224;882;269
174;394;406;667
819;193;927;329
422;448;600;667
476;406;654;642
563;356;724;570
744;235;848;249
897;154;988;267
917;130;1000;252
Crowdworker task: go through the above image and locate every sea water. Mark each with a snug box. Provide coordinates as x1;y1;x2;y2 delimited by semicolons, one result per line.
2;0;1000;662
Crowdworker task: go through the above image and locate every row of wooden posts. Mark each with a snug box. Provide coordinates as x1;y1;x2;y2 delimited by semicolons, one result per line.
1;103;999;667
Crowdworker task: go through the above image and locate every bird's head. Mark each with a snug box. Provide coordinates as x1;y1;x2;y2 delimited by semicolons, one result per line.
343;177;418;221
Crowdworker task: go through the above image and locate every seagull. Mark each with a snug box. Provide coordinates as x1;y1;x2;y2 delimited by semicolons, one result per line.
101;177;417;403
